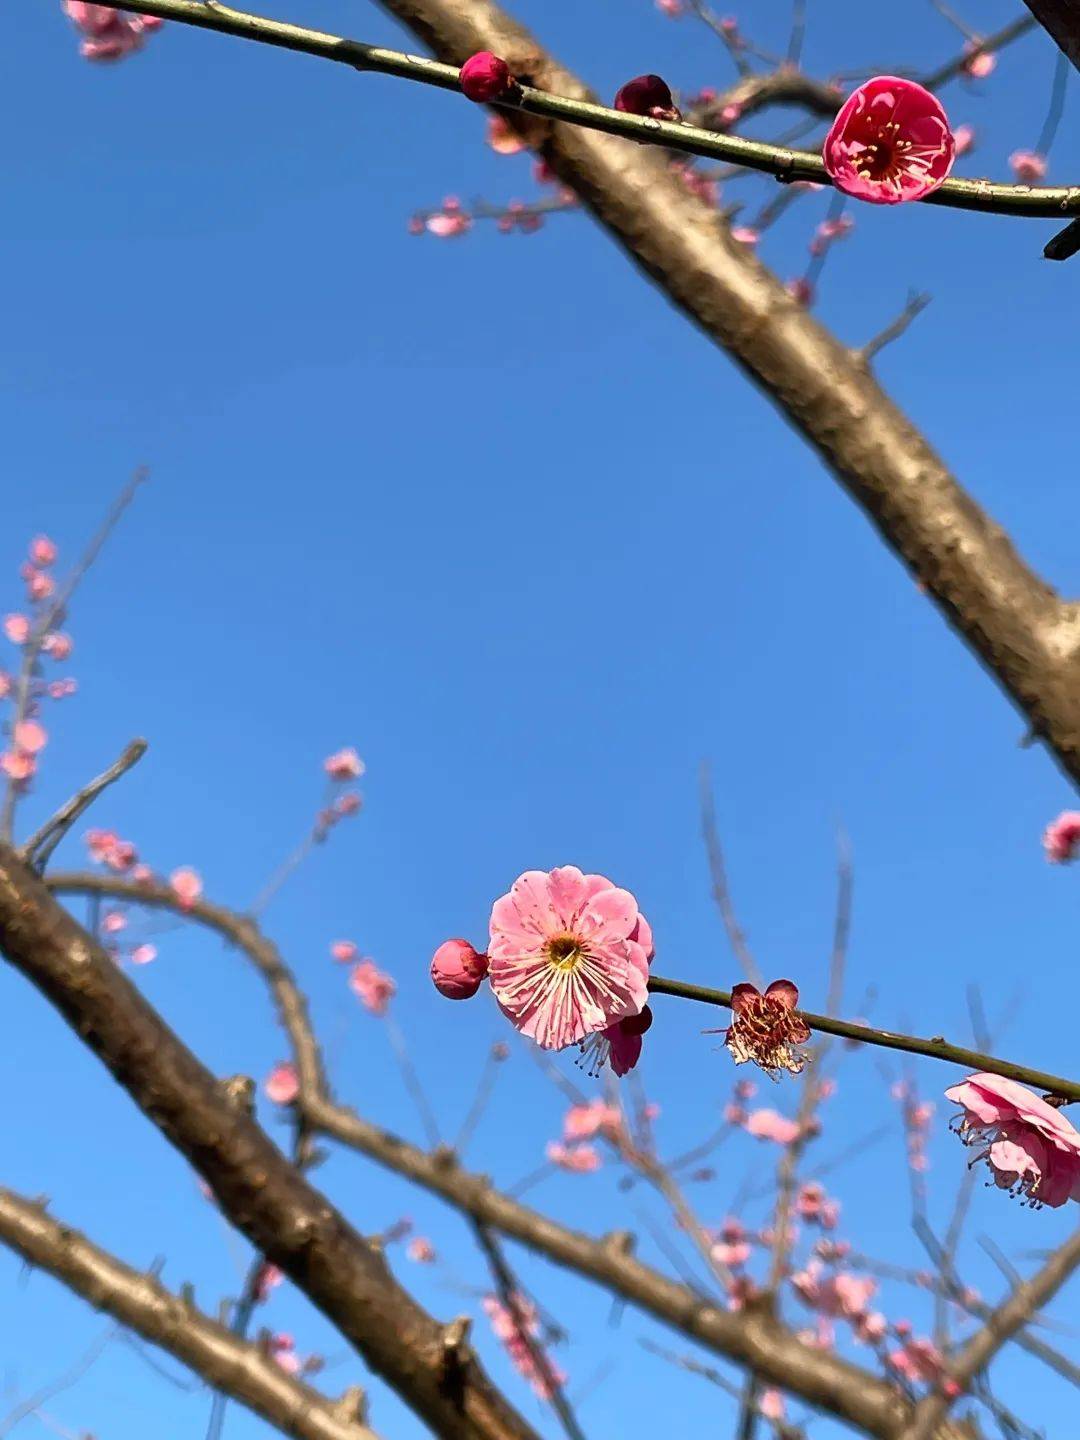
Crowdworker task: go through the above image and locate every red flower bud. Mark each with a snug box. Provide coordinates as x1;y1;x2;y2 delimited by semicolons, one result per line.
459;52;514;104
431;938;489;1000
614;74;680;122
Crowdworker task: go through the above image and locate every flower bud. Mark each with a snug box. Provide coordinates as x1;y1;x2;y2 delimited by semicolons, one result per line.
431;938;489;1000
614;74;681;121
460;52;514;103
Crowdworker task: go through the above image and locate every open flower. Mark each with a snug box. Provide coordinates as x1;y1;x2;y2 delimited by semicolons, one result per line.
945;1072;1080;1208
718;979;811;1079
579;1004;653;1077
265;1061;300;1105
546;1141;601;1173
1010;149;1047;183
487;866;651;1052
823;76;955;204
349;959;396;1015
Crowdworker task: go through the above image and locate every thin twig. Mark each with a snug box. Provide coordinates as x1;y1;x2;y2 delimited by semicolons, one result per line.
856;293;933;364
22;739;148;872
386;1016;441;1149
698;762;762;987
471;1222;586;1440
647;975;1080;1102
454;1045;506;1157
787;0;807;66
1036;50;1070;156
1;470;147;841
0;1329;115;1439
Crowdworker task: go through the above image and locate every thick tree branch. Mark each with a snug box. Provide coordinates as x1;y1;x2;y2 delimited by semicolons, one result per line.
0;847;538;1440
898;1227;1080;1440
102;0;1080;787
0;1187;379;1440
42;872;969;1440
1021;2;1080;69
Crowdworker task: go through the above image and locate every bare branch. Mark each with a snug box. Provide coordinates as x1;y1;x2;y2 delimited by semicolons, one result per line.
21;740;148;873
0;1328;115;1440
855;294;933;365
698;762;763;987
1020;2;1080;72
0;1187;381;1440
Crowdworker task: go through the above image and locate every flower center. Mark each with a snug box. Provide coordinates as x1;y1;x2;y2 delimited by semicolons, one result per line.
546;934;585;971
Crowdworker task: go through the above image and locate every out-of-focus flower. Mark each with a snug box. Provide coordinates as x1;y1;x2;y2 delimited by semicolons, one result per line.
1043;811;1080;863
1010;149;1047;183
349;959;396;1015
407;1236;436;1263
743;1108;801;1144
265;1062;300;1105
323;747;364;780
3;615;30;645
169;867;202;908
546;1141;601;1172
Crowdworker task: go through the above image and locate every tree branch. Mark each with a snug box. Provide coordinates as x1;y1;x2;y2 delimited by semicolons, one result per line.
1021;2;1080;70
42;870;966;1440
0;846;539;1440
100;0;1080;789
0;1186;380;1440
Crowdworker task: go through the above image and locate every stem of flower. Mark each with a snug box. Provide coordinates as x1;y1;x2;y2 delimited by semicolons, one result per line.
647;974;1080;1103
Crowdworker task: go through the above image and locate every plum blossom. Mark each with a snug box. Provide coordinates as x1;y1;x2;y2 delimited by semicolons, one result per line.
487;115;526;155
62;3;163;62
563;1099;621;1141
25;571;55;603
731;226;759;245
101;909;127;935
349;959;396;1015
743;1108;801;1144
330;940;357;963
945;1072;1080;1208
430;938;489;1000
889;1337;960;1394
796;1182;840;1229
953;123;976;156
86;829;138;872
130;943;157;965
13;720;47;754
718;979;811;1079
961;43;996;80
823;76;955;204
580;1004;653;1078
1043;811;1080;863
483;1294;566;1400
30;538;56;569
1010;149;1047;183
656;0;684;14
407;1236;436;1263
41;632;73;661
323;747;364;780
487;866;651;1053
0;751;35;782
265;1062;300;1105
253;1262;284;1302
3;615;30;645
546;1141;601;1173
711;1217;751;1267
169;867;203;909
758;1390;786;1422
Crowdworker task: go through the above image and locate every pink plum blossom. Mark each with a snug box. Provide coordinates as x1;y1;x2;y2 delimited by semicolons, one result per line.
269;1333;301;1375
430;938;489;1000
744;1108;801;1144
961;44;996;79
169;867;202;908
427;212;472;238
323;747;364;780
253;1262;284;1302
25;571;55;602
656;0;684;14
953;123;976;156
487;115;526;155
349;959;396;1015
407;1237;436;1263
330;940;357;963
711;1217;751;1267
758;1390;786;1422
731;226;759;245
0;751;35;782
945;1072;1080;1208
30;536;58;567
101;910;127;935
130;943;157;965
564;1099;621;1141
1010;149;1047;183
41;633;73;661
483;1294;566;1400
487;866;651;1053
1043;811;1080;863
3;615;30;645
546;1141;601;1172
265;1062;300;1105
889;1337;960;1393
823;76;955;204
786;277;814;305
13;720;47;754
63;3;163;61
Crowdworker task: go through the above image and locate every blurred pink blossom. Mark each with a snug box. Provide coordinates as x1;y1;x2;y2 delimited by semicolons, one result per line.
758;1390;786;1421
953;123;976;156
169;867;203;909
961;44;996;79
406;1236;436;1263
41;633;73;661
30;536;58;567
331;940;357;963
25;571;55;602
253;1262;284;1302
0;751;35;782
1010;149;1047;183
101;910;127;935
323;747;364;780
744;1109;801;1144
130;943;157;965
1043;811;1080;863
349;959;396;1015
564;1099;621;1141
546;1141;601;1173
3;615;30;645
265;1061;300;1105
486;115;526;155
13;720;47;754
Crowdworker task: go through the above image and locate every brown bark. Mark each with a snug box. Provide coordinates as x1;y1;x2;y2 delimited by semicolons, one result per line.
1022;1;1080;68
43;872;965;1440
0;1186;380;1440
0;845;538;1440
372;0;1080;787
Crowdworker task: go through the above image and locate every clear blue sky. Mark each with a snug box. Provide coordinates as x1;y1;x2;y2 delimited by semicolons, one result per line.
2;3;1078;1437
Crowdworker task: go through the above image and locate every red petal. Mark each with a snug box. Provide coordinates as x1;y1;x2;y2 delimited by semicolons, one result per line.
765;979;800;1010
730;982;761;1014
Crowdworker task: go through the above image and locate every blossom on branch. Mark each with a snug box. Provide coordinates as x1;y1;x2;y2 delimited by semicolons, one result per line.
62;3;163;62
1010;150;1048;184
945;1072;1080;1208
487;865;652;1055
614;75;681;122
265;1061;300;1105
459;52;515;104
716;979;811;1079
823;77;955;205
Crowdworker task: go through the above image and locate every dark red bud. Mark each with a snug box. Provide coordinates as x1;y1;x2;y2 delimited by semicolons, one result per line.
614;75;680;121
460;51;515;104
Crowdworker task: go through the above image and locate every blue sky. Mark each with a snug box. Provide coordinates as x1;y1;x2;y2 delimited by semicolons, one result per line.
2;2;1078;1437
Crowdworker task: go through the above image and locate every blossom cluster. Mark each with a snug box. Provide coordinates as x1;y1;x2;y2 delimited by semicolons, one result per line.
2;535;76;789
